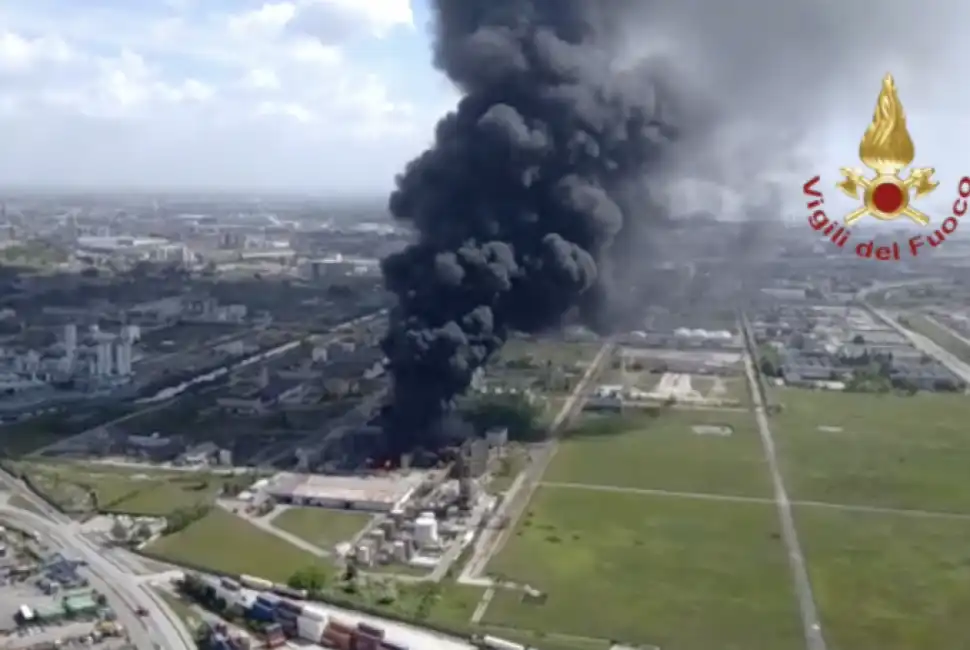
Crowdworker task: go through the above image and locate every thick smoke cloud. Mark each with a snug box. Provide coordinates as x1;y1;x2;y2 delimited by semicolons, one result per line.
379;0;963;454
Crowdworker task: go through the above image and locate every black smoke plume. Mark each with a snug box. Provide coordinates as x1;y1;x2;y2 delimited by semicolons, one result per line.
378;0;679;455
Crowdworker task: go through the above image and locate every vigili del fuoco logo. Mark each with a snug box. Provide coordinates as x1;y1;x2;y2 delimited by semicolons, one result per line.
801;73;970;261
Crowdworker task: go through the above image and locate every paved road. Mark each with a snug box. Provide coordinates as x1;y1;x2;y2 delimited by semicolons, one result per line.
0;507;194;650
0;470;193;650
868;306;970;384
741;316;826;650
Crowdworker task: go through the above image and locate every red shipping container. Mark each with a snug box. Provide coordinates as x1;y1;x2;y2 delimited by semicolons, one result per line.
352;632;380;650
323;631;352;650
328;618;353;634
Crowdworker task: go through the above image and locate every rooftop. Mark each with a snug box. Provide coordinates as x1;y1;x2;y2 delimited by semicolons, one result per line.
263;471;427;506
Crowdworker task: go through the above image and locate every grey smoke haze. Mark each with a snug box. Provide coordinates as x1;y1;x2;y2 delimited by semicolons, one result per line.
616;0;964;212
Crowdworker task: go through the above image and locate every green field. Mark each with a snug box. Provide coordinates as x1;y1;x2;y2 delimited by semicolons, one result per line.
544;409;772;497
12;461;240;515
795;505;970;650
498;338;601;367
773;388;970;512
485;487;802;650
148;508;327;583
271;507;371;549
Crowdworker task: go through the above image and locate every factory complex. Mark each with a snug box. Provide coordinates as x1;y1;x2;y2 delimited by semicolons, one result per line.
257;471;427;513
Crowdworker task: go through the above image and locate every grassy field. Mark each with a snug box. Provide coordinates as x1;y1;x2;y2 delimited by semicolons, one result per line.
18;462;162;512
772;388;970;512
498;338;600;367
13;461;237;515
271;507;371;549
544;409;772;497
795;505;970;650
148;508;327;583
900;313;970;363
484;487;802;649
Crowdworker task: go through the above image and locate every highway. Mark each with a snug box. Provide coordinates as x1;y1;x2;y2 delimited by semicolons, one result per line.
0;470;194;650
867;306;970;384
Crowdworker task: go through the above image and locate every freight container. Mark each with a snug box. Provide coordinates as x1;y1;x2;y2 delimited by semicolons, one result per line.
379;641;408;650
297;613;328;641
255;594;279;609
264;623;283;635
301;604;328;621
357;622;385;638
352;632;380;650
220;578;241;591
265;634;286;649
272;585;308;599
239;574;274;590
276;600;303;615
323;631;352;650
479;635;526;650
328;618;353;635
246;602;275;623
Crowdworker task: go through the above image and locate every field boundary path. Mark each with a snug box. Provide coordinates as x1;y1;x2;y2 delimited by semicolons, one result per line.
540;482;970;520
459;339;614;586
460;339;614;630
741;315;826;650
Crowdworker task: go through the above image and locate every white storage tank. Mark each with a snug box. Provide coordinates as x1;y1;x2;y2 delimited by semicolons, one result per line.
414;513;438;546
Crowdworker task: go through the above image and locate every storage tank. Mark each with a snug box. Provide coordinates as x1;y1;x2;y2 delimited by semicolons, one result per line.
296;613;328;641
413;514;438;545
392;540;408;562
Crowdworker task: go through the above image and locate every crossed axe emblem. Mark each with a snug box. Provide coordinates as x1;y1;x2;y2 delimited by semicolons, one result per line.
836;167;939;226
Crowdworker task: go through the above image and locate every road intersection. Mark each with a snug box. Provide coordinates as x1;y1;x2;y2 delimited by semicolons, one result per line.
0;469;195;650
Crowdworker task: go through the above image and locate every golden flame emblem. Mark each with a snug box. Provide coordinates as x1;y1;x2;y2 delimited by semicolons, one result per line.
836;73;938;225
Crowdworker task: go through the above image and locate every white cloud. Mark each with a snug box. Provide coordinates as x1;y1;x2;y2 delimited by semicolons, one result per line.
0;31;73;72
0;0;439;193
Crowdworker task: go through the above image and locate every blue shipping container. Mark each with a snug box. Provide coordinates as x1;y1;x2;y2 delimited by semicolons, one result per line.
256;594;279;607
276;600;302;614
247;603;275;623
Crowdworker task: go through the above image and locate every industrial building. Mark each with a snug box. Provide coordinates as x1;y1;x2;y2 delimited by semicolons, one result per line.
261;471;427;512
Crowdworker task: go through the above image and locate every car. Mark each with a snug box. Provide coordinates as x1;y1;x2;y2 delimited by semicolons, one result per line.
135;607;149;616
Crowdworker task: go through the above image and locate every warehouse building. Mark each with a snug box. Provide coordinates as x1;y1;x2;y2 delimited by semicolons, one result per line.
262;472;427;513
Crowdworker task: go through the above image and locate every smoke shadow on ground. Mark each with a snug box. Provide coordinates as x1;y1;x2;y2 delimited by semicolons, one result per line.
559;408;664;440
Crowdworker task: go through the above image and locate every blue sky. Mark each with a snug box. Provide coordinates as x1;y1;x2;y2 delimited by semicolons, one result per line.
0;0;456;194
0;0;968;221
